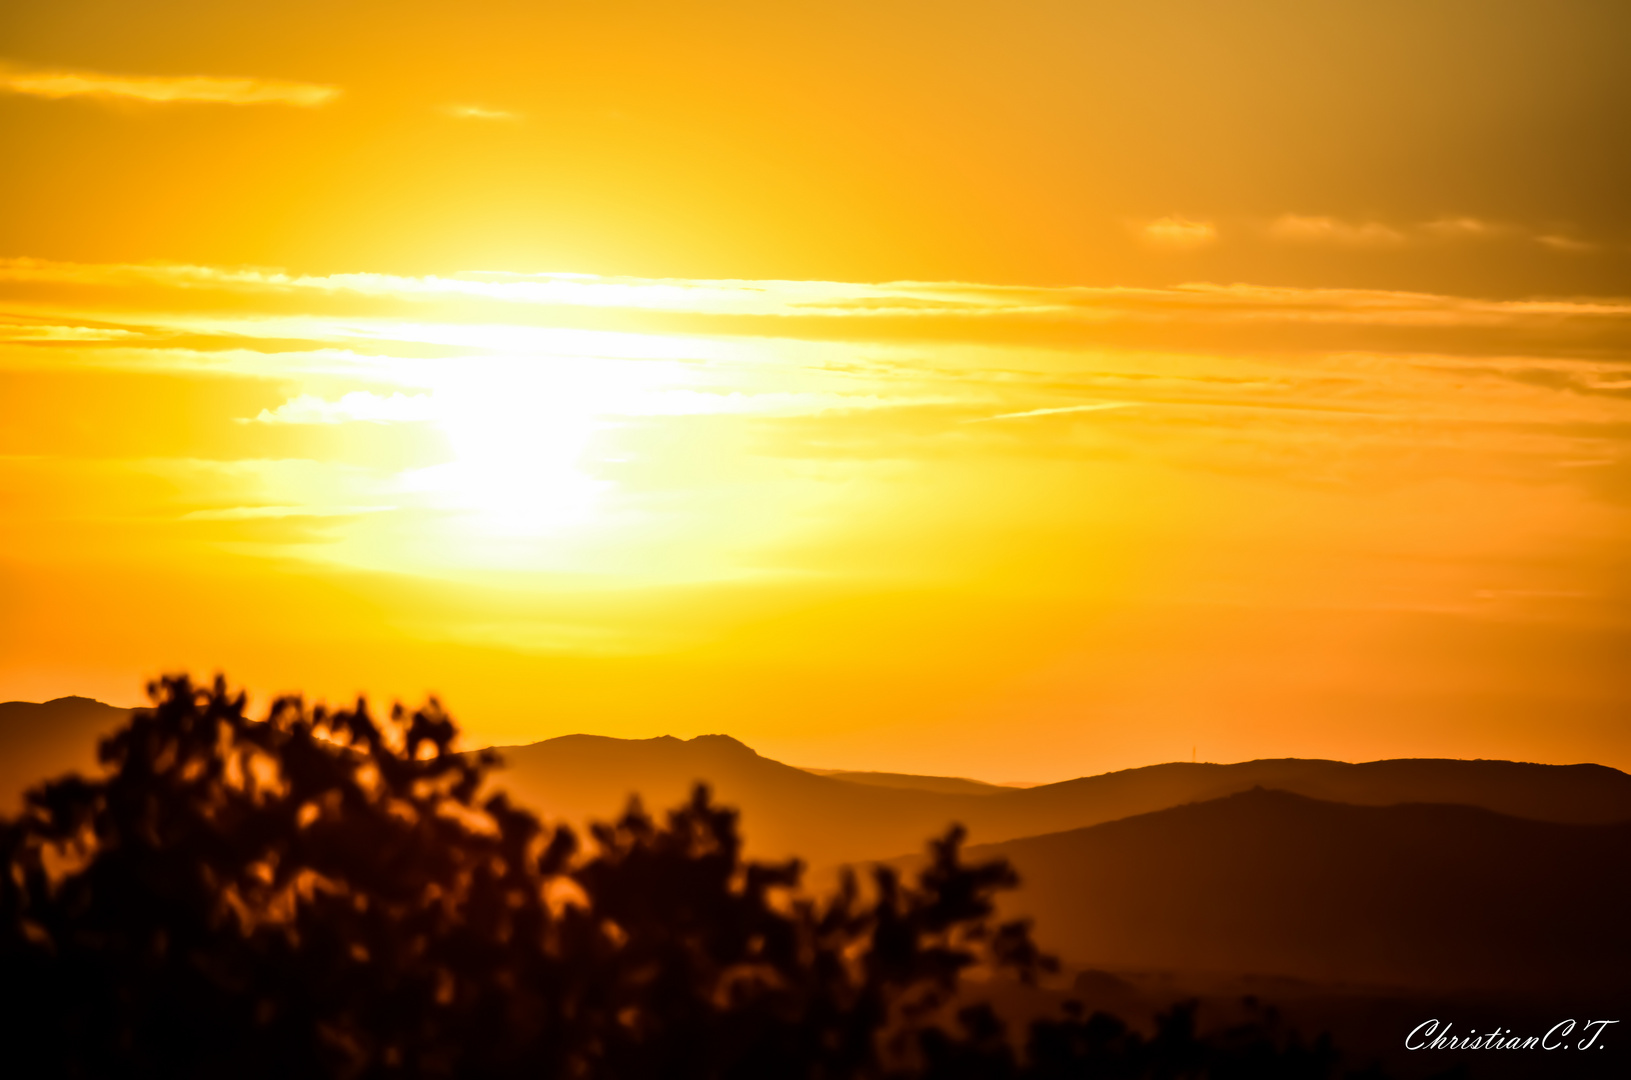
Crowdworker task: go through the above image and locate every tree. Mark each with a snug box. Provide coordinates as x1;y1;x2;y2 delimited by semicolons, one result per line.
0;674;1364;1079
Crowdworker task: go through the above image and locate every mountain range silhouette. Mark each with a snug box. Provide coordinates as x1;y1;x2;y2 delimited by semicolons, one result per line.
942;787;1631;993
0;696;131;814
484;731;1631;873
6;694;1630;1004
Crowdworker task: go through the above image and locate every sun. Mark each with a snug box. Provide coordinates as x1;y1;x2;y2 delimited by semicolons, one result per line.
410;354;612;537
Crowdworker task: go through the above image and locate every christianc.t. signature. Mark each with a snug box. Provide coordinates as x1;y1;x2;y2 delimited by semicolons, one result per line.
1406;1019;1618;1052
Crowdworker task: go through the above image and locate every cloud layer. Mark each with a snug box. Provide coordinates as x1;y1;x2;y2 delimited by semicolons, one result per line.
3;258;1629;777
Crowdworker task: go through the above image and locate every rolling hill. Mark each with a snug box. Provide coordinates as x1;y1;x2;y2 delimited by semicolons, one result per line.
0;697;132;814
486;732;1631;870
948;787;1631;993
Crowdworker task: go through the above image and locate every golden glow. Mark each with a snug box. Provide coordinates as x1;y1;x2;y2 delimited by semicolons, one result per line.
3;1;1629;782
4;257;1630;781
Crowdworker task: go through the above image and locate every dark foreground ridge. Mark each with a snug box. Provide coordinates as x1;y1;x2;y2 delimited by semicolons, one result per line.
1;675;1363;1079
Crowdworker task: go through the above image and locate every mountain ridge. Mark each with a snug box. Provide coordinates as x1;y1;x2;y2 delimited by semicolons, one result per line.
6;699;1631;872
0;696;134;814
483;730;1631;870
939;785;1631;993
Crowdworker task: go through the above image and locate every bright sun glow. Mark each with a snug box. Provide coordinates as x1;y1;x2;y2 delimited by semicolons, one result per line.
5;256;1630;773
408;354;636;537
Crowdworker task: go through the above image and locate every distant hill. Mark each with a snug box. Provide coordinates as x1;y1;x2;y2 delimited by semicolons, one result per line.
954;756;1631;840
488;734;979;871
487;733;1631;871
947;788;1631;994
0;697;132;813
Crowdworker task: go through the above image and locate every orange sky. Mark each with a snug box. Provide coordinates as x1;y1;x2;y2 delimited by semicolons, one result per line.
2;1;1629;780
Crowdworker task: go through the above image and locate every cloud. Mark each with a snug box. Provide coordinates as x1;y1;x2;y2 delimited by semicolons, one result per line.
247;392;437;425
1268;215;1406;247
181;504;392;521
442;104;521;121
1140;217;1217;249
1537;234;1595;253
7;257;1631;606
0;320;140;342
0;63;339;106
967;402;1140;423
1271;213;1600;253
1423;217;1502;239
6;258;1631;362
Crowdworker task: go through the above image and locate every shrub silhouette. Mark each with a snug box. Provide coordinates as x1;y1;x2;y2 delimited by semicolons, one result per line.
1;675;1364;1079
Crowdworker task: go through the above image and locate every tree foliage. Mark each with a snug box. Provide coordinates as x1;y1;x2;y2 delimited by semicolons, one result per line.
1;675;1363;1079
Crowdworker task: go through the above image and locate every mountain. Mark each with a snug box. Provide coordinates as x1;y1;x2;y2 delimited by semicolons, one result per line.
0;697;132;813
486;733;1631;871
947;788;1631;994
951;756;1631;839
487;734;980;871
7;697;1631;878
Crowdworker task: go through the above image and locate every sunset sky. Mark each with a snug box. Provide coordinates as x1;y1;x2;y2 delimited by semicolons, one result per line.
3;1;1629;781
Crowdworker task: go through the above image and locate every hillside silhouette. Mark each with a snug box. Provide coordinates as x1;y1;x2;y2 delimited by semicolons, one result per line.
943;788;1631;994
10;698;1630;874
0;696;131;814
0;676;1357;1079
488;733;1631;871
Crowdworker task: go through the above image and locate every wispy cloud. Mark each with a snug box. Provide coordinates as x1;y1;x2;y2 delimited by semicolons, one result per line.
1269;213;1602;254
1139;217;1217;249
441;104;521;121
1537;234;1595;253
0;63;339;106
246;392;439;425
0;319;140;342
1422;217;1503;239
967;402;1140;423
181;504;393;521
1269;215;1406;247
8;258;1631;365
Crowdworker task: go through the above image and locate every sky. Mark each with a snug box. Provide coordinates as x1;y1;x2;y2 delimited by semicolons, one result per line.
2;1;1629;781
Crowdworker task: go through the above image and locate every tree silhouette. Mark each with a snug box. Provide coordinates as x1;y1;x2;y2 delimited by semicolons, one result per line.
0;675;1368;1079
